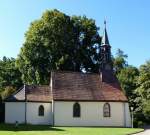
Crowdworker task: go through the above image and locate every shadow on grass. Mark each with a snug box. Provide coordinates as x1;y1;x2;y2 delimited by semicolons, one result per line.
0;124;65;131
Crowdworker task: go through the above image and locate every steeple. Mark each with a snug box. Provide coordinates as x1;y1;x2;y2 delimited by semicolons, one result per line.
101;20;110;46
100;21;112;71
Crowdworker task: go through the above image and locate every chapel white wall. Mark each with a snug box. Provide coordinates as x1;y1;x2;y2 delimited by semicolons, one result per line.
5;101;131;127
26;102;52;125
54;101;131;127
124;103;131;127
5;102;25;124
5;102;52;125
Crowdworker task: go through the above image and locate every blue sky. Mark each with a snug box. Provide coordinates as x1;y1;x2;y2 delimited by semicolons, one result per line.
0;0;150;67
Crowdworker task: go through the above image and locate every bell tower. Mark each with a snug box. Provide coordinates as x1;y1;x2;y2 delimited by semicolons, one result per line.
100;21;113;71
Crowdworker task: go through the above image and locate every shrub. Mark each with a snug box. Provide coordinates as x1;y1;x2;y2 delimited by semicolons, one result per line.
138;121;144;128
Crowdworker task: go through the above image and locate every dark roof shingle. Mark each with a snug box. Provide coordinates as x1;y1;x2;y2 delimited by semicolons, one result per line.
5;85;52;102
5;71;127;102
52;71;127;102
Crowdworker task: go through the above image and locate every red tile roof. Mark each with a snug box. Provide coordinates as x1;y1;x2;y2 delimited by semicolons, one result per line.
52;71;127;102
5;71;127;102
26;85;52;102
5;85;52;102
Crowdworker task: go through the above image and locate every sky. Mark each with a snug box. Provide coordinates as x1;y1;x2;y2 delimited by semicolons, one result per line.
0;0;150;67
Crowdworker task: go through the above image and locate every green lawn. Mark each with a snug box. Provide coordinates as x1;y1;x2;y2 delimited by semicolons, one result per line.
0;124;143;135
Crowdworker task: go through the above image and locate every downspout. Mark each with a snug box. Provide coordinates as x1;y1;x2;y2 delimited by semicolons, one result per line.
24;84;27;124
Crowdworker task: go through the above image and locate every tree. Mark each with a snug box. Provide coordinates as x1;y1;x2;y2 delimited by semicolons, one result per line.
16;9;101;85
0;57;22;99
0;57;22;89
113;49;128;74
143;100;150;121
117;66;139;107
135;60;150;103
113;49;139;110
134;60;150;123
1;86;16;100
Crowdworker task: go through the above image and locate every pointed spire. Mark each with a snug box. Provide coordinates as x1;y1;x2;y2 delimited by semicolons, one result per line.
101;20;110;46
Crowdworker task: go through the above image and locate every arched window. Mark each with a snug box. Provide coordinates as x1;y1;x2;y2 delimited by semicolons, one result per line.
73;102;80;117
38;105;44;116
103;103;111;117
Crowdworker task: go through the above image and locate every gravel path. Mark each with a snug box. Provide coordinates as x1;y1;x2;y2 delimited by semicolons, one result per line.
133;126;150;135
133;129;150;135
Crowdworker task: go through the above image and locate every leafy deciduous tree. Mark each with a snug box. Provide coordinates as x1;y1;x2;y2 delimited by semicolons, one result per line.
134;61;150;122
113;49;128;74
0;56;22;99
16;9;101;85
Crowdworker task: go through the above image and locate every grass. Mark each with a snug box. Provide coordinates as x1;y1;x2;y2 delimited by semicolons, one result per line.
0;124;143;135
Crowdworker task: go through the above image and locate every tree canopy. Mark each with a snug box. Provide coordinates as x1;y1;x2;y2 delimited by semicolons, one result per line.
16;9;101;85
113;49;139;107
113;49;128;74
134;61;150;122
0;57;22;99
0;57;22;89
